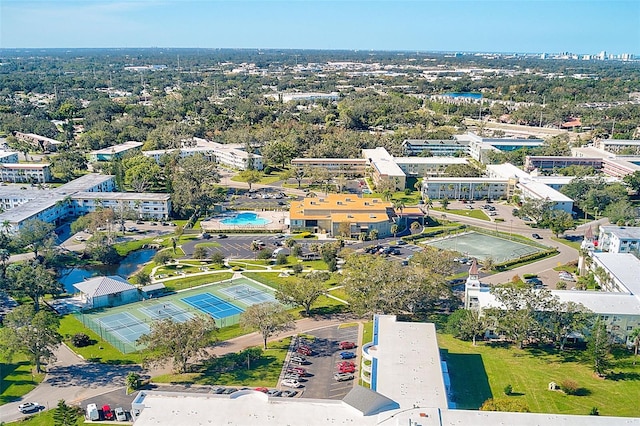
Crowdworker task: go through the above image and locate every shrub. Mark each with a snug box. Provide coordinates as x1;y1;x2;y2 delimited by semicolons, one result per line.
263;165;275;175
275;253;288;265
556;280;567;290
193;246;208;259
560;379;579;395
523;273;538;279
232;266;242;271
71;333;92;348
404;189;412;195
589;407;600;416
503;384;513;396
291;264;303;274
257;249;273;260
210;251;225;265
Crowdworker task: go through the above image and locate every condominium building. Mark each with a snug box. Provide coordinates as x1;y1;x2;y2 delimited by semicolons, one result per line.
598;226;640;254
394;156;468;177
401;139;469;156
0;163;52;183
143;138;263;171
89;141;144;162
14;132;63;152
595;139;640;156
421;177;510;201
289;194;393;237
362;147;406;191
0;151;19;163
0;173;170;231
290;158;367;176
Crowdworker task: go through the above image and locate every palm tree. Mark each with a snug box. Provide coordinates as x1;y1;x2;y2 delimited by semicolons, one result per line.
381;189;393;202
1;220;11;235
391;224;399;238
630;328;640;365
250;241;261;259
393;200;406;223
410;221;422;234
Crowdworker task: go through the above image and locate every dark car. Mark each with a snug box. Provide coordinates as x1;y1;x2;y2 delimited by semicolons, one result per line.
526;278;544;287
217;234;228;239
532;233;542;239
222;387;238;394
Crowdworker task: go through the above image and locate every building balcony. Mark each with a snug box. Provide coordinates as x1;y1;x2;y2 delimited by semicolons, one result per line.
362;341;376;362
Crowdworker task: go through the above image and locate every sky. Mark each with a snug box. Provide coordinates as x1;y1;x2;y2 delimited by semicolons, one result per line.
1;0;639;54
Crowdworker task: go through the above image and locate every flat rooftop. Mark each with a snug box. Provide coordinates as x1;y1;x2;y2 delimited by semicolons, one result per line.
363;148;405;177
518;181;574;203
90;141;143;155
394;157;468;165
486;163;531;180
72;192;171;201
592;252;640;296
600;226;640;240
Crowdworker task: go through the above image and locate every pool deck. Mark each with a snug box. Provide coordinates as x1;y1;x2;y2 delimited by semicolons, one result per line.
200;210;287;232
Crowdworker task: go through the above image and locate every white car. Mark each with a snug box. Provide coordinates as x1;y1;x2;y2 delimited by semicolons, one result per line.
281;379;302;388
114;407;127;421
18;402;40;414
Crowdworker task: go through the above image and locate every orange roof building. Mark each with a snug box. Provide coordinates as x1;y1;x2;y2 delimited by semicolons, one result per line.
289;194;394;237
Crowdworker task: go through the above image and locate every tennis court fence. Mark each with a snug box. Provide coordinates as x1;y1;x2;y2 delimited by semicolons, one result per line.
73;312;142;354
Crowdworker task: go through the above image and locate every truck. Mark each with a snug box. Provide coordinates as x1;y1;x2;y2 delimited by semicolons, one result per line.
86;403;99;421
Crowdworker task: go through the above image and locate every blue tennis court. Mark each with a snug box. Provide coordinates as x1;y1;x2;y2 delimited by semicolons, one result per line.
139;302;194;322
181;293;244;320
96;312;150;344
218;284;276;305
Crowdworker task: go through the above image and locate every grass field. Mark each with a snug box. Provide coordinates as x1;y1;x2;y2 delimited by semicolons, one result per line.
6;410;112;426
0;357;43;405
151;338;291;387
161;272;234;291
438;333;640;417
433;207;490;221
551;236;582;250
58;315;143;364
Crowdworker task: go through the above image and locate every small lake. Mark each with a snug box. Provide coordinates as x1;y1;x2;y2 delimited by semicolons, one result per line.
59;248;156;293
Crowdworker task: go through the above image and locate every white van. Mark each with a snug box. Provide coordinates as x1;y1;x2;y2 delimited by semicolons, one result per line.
86;403;99;421
272;247;285;258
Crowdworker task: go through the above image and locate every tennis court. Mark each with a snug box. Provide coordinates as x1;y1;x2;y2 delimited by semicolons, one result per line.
96;312;150;344
181;293;244;320
139;302;194;322
425;231;542;263
218;283;276;305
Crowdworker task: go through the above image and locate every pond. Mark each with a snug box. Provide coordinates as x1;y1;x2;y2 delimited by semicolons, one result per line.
59;248;156;293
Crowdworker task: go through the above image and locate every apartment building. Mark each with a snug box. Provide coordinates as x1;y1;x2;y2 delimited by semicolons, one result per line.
89;141;144;162
0;163;52;183
289;194;393;237
290;158;367;176
14;132;63;152
362;147;406;191
0;151;19;163
598;226;640;254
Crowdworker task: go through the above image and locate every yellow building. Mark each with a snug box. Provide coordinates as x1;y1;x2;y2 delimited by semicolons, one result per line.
289;194;394;237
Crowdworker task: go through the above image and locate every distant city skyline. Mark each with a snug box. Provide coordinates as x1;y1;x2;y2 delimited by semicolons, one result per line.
1;1;638;55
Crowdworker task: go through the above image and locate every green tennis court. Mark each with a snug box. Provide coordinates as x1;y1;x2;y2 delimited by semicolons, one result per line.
75;276;279;353
424;232;542;263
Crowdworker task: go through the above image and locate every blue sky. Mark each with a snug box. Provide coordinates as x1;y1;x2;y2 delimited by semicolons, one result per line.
1;1;639;54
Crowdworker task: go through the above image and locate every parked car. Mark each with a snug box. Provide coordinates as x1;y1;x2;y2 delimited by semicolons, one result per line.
282;379;302;388
201;232;211;239
337;361;355;368
254;387;269;393
222;387;238;394
114;407;127;422
297;345;312;356
338;364;356;374
396;240;407;245
217;234;228;239
525;278;544;287
340;351;356;359
284;373;301;380
290;355;306;364
85;403;99;420
531;233;542;239
287;366;306;376
102;404;113;420
280;390;298;397
212;387;226;394
339;341;356;350
334;372;355;381
267;389;282;397
18;402;40;414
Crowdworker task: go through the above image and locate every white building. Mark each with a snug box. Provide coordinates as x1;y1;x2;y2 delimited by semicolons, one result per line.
362;147;406;191
14;132;63;152
89;141;144;162
143;138;263;171
598;226;640;254
0;151;19;163
395;156;468;177
0;173;170;230
422;177;509;201
0;163;52;183
129;314;636;425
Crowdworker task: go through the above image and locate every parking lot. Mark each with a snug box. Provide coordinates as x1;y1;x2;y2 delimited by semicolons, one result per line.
282;324;360;400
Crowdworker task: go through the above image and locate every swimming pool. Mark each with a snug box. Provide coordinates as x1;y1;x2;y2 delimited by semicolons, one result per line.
220;212;270;226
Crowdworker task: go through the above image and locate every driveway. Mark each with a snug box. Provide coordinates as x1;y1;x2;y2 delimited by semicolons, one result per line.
0;344;145;424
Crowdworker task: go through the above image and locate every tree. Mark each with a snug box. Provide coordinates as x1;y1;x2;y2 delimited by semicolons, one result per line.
137;316;217;373
440;198;449;210
603;200;637;225
5;263;63;312
446;309;487;346
587;316;611;376
153;250;173;265
623;171;640;192
238;169;263;191
518;198;554;226
53;400;82;426
286;167;305;189
0;304;61;373
276;272;326;316
444;163;481;177
261;138;298;168
250;241;262;259
171;154;223;217
123;155;162;192
125;372;141;394
544;210;575;237
210;251;225;265
338;222;352;238
629;328;640;365
17;219;55;258
240;302;294;349
410;221;422;233
391;224;399;238
541;300;591;350
193;246;208;259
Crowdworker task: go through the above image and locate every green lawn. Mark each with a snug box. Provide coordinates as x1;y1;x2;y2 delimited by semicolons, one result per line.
432;207;490;221
0;357;43;405
243;271;341;290
438;333;640;417
151;338;291;387
161;272;234;291
551;236;582;250
6;410;88;426
58;315;142;364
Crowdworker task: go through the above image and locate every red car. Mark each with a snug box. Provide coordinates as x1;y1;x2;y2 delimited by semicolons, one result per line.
338;364;356;374
287;366;306;376
339;341;356;350
297;345;312;356
102;405;113;420
337;361;355;369
254;387;269;393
